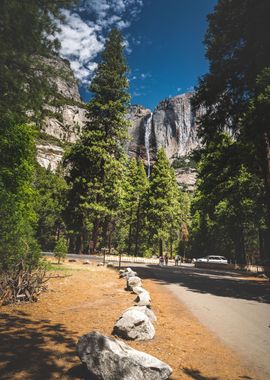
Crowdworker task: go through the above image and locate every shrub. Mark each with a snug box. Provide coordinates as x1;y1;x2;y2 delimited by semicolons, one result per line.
54;237;68;263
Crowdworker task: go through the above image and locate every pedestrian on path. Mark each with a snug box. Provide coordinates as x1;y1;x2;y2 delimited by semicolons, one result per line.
165;254;168;266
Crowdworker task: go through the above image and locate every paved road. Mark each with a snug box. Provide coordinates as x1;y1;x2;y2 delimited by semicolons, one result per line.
132;264;270;380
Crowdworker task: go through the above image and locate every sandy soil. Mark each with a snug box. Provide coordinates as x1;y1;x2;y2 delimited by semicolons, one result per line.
0;260;259;380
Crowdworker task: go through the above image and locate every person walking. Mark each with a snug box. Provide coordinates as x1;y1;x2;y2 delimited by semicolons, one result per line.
175;254;180;266
164;254;169;266
159;255;164;266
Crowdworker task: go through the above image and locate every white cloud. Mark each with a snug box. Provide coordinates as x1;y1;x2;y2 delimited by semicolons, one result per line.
57;0;144;84
56;10;103;84
141;72;151;80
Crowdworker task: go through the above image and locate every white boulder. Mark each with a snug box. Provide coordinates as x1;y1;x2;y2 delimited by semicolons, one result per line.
77;331;172;380
126;306;157;322
127;276;142;290
113;308;155;341
135;291;151;307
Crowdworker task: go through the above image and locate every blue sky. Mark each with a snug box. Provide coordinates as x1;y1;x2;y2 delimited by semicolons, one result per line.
58;0;217;110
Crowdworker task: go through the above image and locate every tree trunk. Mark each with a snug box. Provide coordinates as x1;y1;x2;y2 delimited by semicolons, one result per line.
262;132;270;259
134;206;141;257
259;229;265;260
75;233;83;254
159;239;163;257
92;218;100;253
68;235;74;254
170;238;173;259
108;230;112;254
127;210;133;255
234;226;246;265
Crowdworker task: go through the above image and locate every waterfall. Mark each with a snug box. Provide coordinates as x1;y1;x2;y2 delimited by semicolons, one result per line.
144;112;153;177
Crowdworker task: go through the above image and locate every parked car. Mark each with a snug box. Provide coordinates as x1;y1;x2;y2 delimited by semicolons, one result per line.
196;255;228;264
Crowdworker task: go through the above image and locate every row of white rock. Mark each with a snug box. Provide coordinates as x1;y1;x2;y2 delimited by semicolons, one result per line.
114;267;156;341
76;266;173;379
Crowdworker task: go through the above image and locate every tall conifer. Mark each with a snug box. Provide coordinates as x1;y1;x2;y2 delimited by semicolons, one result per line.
65;29;130;253
145;149;181;256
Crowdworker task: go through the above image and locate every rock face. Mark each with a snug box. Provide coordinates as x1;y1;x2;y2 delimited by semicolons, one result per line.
77;331;172;380
126;94;201;189
152;93;201;160
36;56;87;171
126;105;152;160
127;93;201;162
37;57;200;188
36;143;64;171
113;308;155;340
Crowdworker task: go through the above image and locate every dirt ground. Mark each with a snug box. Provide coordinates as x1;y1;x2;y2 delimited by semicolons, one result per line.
0;259;259;380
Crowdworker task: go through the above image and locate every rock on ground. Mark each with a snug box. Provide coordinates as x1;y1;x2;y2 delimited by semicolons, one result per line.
113;308;155;341
77;331;172;380
120;270;138;279
126;306;157;322
135;291;151;307
127;276;142;290
132;286;150;296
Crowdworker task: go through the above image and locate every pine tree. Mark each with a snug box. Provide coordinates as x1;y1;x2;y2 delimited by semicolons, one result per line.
120;158;149;256
193;0;270;259
0;0;75;120
34;166;68;251
54;236;68;264
190;134;265;263
0;118;39;270
65;29;130;254
145;149;181;256
0;0;74;271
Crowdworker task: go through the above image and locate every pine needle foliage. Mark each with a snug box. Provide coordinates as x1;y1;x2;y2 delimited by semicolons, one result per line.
65;29;130;253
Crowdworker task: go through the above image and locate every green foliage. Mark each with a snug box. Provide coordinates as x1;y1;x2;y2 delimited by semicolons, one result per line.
34;166;68;251
171;156;197;170
190;134;265;263
0;0;74;272
0;0;76;120
192;0;270;261
36;132;66;148
0;117;40;270
54;237;68;263
64;29;130;253
144;149;182;256
117;158;149;256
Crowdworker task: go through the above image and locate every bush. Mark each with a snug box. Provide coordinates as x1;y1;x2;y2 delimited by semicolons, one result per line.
54;237;68;263
0;261;48;305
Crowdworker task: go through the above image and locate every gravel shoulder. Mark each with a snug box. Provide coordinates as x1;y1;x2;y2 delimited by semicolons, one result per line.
0;260;258;379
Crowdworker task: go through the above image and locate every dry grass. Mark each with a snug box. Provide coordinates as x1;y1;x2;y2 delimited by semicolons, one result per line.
0;259;258;380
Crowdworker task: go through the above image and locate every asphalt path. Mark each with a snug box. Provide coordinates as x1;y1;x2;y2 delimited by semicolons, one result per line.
131;264;270;380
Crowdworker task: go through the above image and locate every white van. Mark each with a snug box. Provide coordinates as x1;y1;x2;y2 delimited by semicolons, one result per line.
196;255;228;264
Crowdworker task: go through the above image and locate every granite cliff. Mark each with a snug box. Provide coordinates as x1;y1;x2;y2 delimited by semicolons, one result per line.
126;94;201;189
37;58;200;189
36;56;87;170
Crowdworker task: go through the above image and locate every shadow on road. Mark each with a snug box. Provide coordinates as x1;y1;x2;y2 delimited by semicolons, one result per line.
131;265;270;304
